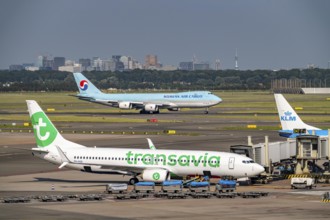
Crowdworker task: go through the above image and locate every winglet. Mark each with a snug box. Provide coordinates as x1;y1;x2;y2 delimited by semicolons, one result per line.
147;138;156;150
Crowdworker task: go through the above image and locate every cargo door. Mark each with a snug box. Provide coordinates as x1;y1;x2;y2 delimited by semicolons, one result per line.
228;157;235;169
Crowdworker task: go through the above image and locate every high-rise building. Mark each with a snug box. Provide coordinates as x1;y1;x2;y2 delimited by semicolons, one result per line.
112;55;122;62
215;59;221;70
145;54;158;68
43;59;54;70
194;63;210;70
58;63;82;73
235;48;239;70
102;60;116;71
179;62;194;71
9;65;24;71
79;58;91;71
92;58;102;71
53;57;65;70
37;55;45;68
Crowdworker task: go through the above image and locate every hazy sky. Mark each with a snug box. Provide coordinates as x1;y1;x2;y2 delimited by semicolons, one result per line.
0;0;329;70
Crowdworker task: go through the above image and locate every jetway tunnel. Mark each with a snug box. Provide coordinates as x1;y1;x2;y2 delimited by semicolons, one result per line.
230;131;330;176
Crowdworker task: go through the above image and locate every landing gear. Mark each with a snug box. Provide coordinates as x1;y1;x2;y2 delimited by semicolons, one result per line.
204;108;209;114
129;177;139;185
140;109;160;114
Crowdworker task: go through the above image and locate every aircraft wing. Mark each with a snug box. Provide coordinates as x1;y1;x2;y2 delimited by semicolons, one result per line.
73;92;174;110
94;99;172;110
97;164;170;174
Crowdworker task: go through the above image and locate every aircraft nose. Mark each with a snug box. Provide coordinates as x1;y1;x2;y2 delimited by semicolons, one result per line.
215;96;222;104
255;164;265;175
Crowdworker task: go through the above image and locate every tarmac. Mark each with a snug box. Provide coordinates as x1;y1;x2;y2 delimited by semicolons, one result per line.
1;111;330;219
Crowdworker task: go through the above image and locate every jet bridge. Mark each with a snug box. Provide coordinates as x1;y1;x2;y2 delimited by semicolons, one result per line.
246;133;330;175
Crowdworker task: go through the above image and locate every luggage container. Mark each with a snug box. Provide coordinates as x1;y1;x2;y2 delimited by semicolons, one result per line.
162;180;183;193
188;181;210;193
216;180;237;193
106;183;128;194
133;182;155;193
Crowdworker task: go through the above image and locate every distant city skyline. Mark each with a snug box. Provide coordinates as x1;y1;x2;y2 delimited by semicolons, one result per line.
1;0;330;70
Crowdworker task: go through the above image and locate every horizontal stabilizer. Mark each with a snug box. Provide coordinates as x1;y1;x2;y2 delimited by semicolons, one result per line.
56;145;71;163
58;162;69;169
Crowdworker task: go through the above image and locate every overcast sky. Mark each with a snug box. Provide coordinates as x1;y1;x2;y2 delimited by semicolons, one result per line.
0;0;329;70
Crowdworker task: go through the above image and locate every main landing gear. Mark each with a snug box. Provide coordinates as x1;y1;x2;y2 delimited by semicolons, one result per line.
204;108;209;114
139;109;160;114
129;177;139;185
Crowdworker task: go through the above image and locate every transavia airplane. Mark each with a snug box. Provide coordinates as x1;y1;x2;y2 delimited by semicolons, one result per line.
274;94;328;138
73;72;222;114
27;100;264;184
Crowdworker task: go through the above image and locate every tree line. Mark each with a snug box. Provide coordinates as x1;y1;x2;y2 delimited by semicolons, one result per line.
0;69;329;92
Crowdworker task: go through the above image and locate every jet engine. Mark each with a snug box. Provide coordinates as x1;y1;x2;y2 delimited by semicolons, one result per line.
118;101;132;109
144;104;158;112
142;169;169;182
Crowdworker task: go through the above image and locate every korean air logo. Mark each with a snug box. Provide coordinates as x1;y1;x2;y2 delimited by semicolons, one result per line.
280;111;296;121
79;80;88;91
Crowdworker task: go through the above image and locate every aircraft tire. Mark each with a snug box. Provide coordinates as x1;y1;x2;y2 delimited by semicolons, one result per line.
129;177;139;185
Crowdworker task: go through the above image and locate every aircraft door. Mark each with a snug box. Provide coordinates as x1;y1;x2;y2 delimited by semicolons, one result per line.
228;157;235;169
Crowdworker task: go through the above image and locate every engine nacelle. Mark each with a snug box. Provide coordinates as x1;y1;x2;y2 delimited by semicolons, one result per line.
167;108;180;111
142;169;169;183
118;101;132;109
144;104;158;112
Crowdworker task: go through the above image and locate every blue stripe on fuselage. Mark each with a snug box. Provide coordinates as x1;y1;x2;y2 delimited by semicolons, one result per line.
279;129;328;138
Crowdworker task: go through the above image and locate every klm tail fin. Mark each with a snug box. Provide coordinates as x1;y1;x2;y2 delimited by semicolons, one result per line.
73;72;103;95
274;94;320;131
26;100;85;149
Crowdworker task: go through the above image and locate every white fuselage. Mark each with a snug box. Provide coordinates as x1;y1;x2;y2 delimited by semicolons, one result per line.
34;147;264;178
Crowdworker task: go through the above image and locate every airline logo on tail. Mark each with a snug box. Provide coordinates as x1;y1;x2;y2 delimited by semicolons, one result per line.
79;80;88;91
280;111;296;121
31;112;57;147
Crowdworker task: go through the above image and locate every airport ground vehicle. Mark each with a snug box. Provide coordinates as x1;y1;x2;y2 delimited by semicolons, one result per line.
291;177;316;189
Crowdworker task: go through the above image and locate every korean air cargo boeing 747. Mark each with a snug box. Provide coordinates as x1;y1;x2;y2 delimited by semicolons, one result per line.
73;73;222;114
27;100;264;184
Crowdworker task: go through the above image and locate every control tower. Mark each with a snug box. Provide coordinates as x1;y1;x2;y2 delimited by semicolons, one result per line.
235;48;239;70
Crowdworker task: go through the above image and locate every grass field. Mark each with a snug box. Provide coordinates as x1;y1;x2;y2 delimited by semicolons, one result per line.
0;91;329;124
